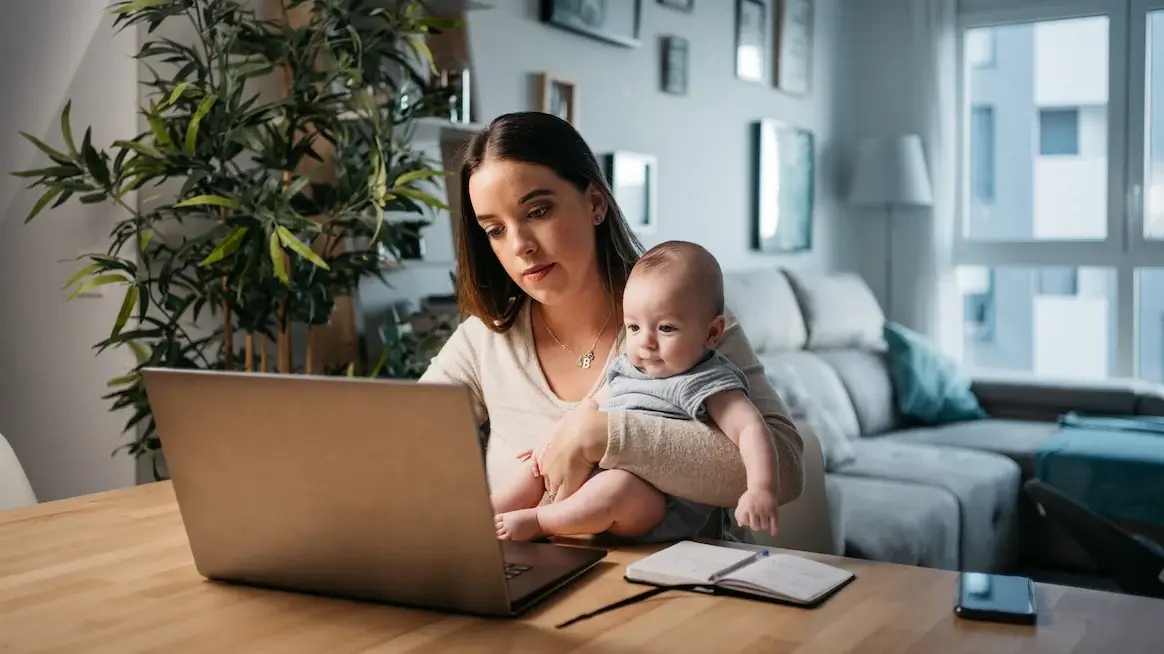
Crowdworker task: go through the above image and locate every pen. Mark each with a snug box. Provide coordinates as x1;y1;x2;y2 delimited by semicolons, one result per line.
708;549;769;583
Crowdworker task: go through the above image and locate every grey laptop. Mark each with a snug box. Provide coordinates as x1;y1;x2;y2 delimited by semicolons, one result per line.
142;367;607;617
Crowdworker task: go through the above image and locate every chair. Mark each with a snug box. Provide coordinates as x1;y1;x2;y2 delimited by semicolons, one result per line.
745;424;838;555
1023;478;1164;599
0;431;37;511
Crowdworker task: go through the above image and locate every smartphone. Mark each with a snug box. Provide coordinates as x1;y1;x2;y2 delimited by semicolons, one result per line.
954;572;1037;626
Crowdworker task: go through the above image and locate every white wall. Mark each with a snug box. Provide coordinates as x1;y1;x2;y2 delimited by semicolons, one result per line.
0;0;140;501
359;0;847;319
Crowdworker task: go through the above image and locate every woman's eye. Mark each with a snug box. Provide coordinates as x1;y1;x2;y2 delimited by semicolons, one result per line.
527;205;549;219
485;226;503;238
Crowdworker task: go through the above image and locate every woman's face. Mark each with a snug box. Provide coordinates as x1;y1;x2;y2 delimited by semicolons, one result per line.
468;158;607;307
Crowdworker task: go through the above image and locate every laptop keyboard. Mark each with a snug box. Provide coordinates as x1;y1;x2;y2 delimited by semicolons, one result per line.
504;563;532;580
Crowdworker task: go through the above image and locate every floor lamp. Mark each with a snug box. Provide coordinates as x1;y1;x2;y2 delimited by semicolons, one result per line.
848;134;935;321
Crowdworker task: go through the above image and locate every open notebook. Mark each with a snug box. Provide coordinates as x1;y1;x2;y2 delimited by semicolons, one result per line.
624;540;855;606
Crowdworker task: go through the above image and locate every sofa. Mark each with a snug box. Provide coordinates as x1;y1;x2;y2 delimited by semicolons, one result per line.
722;266;1164;574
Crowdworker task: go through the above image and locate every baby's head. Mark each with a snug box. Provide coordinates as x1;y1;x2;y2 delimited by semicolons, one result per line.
622;241;726;378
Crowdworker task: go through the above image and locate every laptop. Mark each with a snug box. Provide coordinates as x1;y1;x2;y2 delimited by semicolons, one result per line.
141;367;608;618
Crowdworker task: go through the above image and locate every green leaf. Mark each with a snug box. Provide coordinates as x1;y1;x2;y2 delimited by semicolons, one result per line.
184;93;216;153
106;372;140;388
393;169;446;187
174;194;239;210
198;226;249;266
110;0;171;14
164;82;188;107
394;187;450;211
139;229;153;251
276;226;330;270
60;100;77;157
269;231;289;284
67;273;127;300
112;139;164;159
127;340;149;363
25;186;63;223
10;165;80;179
61;262;102;291
111;285;139;339
407;36;437;75
18;131;71;164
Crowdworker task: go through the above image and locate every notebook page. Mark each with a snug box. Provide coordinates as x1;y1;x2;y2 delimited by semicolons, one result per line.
721;554;854;603
626;541;759;586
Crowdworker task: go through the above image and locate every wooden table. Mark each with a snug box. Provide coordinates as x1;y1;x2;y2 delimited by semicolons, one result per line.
2;483;1162;653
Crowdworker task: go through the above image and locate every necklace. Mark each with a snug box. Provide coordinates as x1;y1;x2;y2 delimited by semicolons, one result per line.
540;304;614;369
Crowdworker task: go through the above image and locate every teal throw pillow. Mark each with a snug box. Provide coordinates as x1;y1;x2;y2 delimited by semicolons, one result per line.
883;322;988;424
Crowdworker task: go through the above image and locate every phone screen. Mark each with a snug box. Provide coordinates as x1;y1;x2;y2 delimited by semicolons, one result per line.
958;572;1036;616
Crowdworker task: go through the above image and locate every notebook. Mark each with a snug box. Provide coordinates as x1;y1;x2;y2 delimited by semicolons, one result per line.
624;540;855;606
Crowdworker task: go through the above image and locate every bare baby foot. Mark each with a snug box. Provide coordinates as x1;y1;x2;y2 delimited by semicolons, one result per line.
494;509;545;541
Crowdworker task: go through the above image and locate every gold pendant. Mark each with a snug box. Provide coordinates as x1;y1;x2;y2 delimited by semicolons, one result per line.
579;351;594;369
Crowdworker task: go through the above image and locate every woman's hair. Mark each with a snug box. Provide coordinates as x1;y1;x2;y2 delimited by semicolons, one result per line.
453;111;644;332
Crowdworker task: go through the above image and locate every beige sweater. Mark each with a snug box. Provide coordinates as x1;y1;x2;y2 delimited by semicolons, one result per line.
418;302;805;509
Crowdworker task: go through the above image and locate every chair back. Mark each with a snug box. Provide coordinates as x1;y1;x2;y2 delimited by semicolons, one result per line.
0;432;37;511
1024;478;1164;598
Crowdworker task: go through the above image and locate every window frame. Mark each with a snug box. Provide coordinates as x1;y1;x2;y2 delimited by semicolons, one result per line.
952;0;1164;378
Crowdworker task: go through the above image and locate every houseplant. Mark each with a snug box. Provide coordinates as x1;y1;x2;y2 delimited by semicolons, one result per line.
11;0;460;476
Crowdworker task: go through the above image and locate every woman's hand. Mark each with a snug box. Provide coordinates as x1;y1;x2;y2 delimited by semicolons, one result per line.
538;401;610;502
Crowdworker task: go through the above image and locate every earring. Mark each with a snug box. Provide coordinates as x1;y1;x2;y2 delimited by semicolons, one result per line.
595;214;604;225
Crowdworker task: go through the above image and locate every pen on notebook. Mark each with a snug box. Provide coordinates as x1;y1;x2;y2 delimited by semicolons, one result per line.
707;549;769;583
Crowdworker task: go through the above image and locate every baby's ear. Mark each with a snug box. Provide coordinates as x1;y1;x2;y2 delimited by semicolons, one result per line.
705;315;727;348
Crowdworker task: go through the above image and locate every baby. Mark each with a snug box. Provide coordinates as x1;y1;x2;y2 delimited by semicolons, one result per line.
491;240;780;542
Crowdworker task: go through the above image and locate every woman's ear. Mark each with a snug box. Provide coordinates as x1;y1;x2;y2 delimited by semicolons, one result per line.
586;184;609;225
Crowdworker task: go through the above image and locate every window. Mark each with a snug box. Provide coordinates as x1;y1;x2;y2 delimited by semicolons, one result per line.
967;29;996;68
955;3;1164;381
970;106;995;202
1039;108;1080;155
958;266;1115;380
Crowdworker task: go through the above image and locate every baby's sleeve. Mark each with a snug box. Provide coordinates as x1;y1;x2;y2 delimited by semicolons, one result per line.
671;355;750;420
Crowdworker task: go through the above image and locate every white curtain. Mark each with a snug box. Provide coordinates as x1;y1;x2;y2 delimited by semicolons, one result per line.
898;0;961;356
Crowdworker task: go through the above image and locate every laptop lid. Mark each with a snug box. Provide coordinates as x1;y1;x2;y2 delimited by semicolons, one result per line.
142;367;515;615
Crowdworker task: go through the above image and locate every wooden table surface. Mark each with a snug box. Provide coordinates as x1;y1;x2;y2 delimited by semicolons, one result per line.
2;482;1163;653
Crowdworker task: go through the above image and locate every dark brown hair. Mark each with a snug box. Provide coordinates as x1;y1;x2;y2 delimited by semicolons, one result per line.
453;111;644;332
633;240;725;317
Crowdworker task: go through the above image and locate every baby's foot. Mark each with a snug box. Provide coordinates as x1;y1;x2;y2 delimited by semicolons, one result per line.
495;509;545;541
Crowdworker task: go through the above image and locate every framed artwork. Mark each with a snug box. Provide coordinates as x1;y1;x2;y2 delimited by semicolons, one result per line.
773;0;814;95
735;0;767;83
751;119;814;253
536;73;579;125
660;36;689;95
601;152;657;234
658;0;694;11
539;0;642;48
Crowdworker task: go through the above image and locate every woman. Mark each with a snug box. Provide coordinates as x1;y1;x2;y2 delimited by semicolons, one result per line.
418;111;803;541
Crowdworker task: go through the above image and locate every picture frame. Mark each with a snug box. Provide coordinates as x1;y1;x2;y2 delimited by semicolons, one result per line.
658;0;694;11
751;119;814;253
539;0;642;48
535;73;579;126
660;36;689;95
601;152;657;234
735;0;767;83
773;0;814;95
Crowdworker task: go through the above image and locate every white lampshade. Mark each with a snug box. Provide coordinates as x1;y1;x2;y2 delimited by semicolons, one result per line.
848;134;934;208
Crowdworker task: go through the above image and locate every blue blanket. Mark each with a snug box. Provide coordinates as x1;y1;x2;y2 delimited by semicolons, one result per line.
1034;414;1164;528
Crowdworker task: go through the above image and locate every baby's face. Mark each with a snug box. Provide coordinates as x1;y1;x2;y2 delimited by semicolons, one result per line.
621;271;723;378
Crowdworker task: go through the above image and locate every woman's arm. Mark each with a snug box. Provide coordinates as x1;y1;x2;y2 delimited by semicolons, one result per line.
598;314;805;508
417;318;488;426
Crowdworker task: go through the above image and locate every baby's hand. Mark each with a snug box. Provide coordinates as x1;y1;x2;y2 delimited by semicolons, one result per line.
516;447;546;477
734;488;779;537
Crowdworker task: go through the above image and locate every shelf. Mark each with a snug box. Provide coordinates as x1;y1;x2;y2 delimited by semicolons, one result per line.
379;259;456;271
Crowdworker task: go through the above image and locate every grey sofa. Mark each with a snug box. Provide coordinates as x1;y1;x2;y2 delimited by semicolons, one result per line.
722;266;1164;574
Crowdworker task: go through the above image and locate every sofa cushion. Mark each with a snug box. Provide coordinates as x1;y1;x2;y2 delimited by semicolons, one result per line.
815;349;899;436
758;351;862;441
884;322;988;424
722;268;807;352
828;474;959;570
783;270;885;349
831;440;1021;572
880;419;1060;478
765;361;857;471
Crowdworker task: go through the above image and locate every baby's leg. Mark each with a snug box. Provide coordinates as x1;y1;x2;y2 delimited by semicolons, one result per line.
495;470;667;542
490;465;546;515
